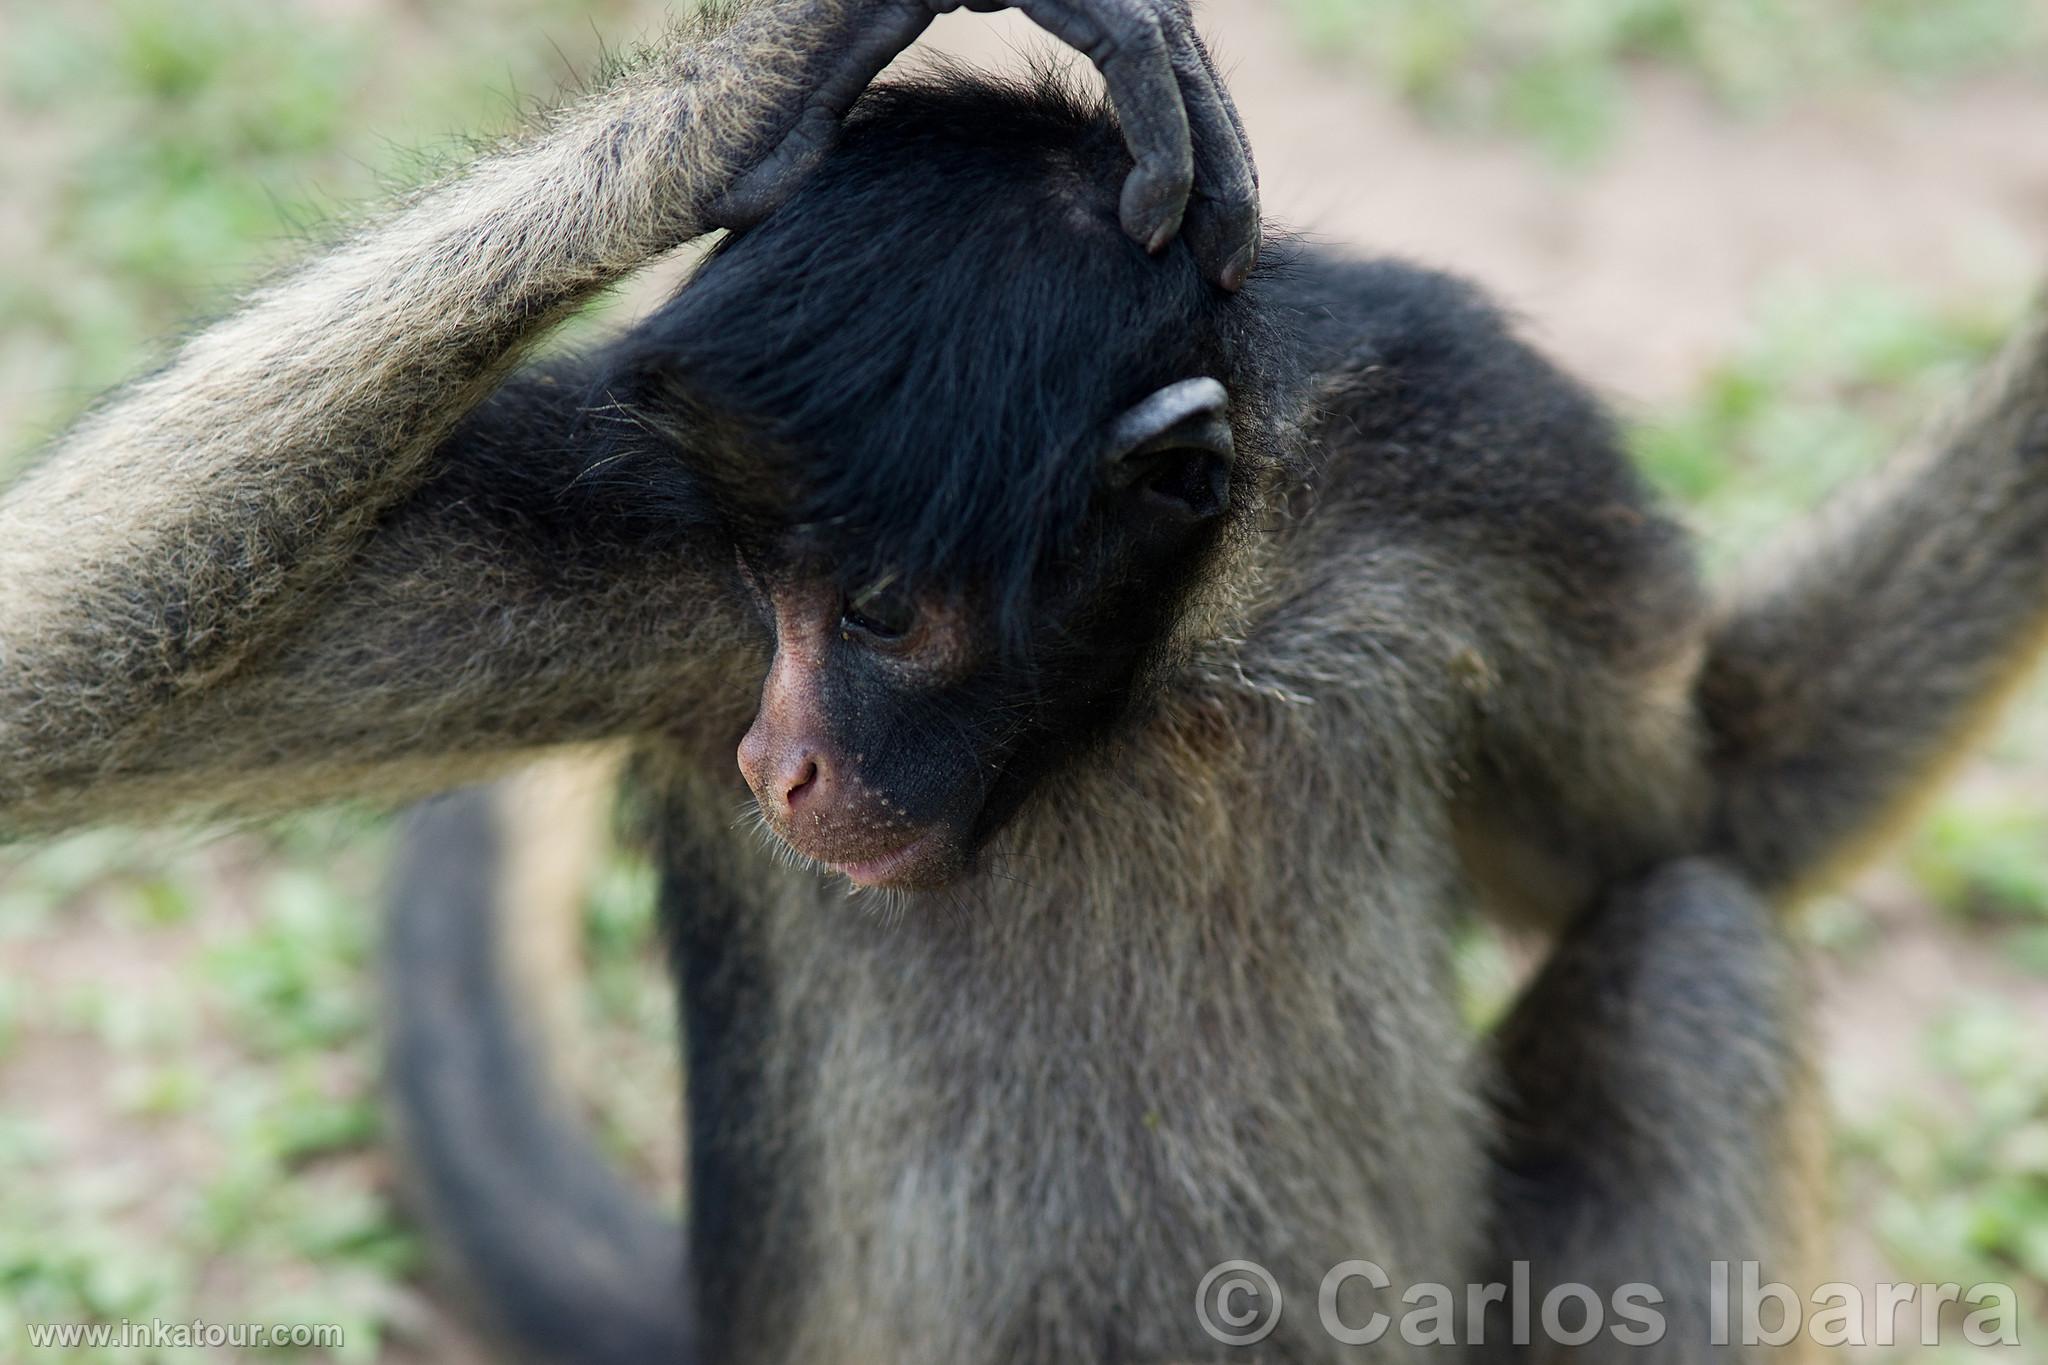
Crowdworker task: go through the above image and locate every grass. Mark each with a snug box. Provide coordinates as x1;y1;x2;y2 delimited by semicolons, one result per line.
0;811;678;1363
1631;280;2018;568
1912;794;2048;928
1281;0;2048;159
2;1;2046;1360
0;0;641;478
1846;1002;2048;1294
0;819;411;1362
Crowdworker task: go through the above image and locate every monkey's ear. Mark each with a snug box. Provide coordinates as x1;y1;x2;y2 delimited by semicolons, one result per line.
1103;378;1235;522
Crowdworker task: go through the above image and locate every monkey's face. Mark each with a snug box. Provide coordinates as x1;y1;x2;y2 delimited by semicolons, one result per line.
735;570;991;889
733;379;1242;892
628;93;1280;889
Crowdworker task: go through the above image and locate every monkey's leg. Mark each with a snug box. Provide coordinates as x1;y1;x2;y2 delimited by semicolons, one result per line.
1702;303;2048;901
1478;860;1822;1363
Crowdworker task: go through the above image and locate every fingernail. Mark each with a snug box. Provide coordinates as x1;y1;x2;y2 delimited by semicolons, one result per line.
1147;220;1176;255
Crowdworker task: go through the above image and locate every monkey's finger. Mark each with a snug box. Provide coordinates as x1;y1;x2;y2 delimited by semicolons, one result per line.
1152;4;1259;289
1004;0;1196;253
709;0;937;230
1141;0;1257;168
1193;19;1255;167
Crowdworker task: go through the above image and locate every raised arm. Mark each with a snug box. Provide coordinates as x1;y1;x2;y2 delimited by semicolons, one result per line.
0;0;1258;839
1700;300;2048;901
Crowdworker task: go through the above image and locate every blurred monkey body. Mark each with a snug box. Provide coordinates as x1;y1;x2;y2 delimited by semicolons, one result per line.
6;1;2048;1362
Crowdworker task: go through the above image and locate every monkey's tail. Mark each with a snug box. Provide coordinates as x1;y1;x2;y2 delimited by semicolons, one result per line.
383;784;696;1365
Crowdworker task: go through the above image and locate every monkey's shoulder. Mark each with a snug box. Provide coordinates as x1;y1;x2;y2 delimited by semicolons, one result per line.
1264;245;1617;459
1263;244;1698;643
1266;246;1651;501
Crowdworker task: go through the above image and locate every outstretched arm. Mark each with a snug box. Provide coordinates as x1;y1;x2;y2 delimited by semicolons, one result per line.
1700;301;2048;901
0;0;1258;839
2;357;765;837
3;11;743;820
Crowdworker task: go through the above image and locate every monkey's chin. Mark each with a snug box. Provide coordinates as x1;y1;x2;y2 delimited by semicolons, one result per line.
824;828;957;891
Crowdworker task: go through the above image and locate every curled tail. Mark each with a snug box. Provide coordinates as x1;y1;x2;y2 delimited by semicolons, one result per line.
383;783;694;1365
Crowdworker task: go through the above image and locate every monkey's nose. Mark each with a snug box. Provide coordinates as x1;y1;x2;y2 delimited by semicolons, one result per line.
738;727;834;820
782;757;821;812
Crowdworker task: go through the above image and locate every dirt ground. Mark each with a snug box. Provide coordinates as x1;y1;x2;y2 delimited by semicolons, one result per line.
5;1;2048;1359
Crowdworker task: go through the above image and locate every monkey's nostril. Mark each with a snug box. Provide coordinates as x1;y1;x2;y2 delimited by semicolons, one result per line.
783;758;820;810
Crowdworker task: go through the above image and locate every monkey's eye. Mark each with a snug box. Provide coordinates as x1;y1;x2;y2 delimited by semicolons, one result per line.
841;585;917;642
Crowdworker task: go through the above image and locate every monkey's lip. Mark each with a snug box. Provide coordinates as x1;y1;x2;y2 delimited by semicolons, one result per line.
827;828;947;889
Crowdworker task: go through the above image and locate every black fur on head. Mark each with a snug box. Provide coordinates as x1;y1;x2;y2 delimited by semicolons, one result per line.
612;68;1285;652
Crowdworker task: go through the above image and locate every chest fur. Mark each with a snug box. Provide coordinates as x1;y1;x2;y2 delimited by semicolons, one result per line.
683;692;1490;1363
748;856;1481;1359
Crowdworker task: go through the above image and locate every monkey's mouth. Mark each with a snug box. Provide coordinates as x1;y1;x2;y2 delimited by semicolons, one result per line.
824;827;953;890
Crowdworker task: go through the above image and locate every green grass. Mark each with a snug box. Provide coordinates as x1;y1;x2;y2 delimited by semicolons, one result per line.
1847;1002;2048;1292
0;819;409;1363
0;0;638;477
1282;0;2048;159
0;812;674;1362
1629;280;2017;569
1911;794;2048;928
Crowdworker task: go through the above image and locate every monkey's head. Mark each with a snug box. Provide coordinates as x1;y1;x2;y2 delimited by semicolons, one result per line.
617;74;1294;891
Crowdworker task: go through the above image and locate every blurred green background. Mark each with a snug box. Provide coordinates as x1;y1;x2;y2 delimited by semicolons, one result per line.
2;0;2046;1359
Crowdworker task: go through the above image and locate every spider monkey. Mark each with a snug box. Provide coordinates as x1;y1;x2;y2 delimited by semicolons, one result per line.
5;1;2047;1361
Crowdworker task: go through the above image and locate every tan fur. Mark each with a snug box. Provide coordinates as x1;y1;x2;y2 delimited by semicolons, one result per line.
1781;611;2048;909
498;747;629;1087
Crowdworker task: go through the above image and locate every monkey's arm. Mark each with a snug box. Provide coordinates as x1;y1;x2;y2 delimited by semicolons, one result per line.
0;13;781;835
0;363;764;837
0;0;1256;838
1700;304;2048;901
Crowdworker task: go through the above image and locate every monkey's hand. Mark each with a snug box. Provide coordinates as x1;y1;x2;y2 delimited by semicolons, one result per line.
703;0;1261;289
